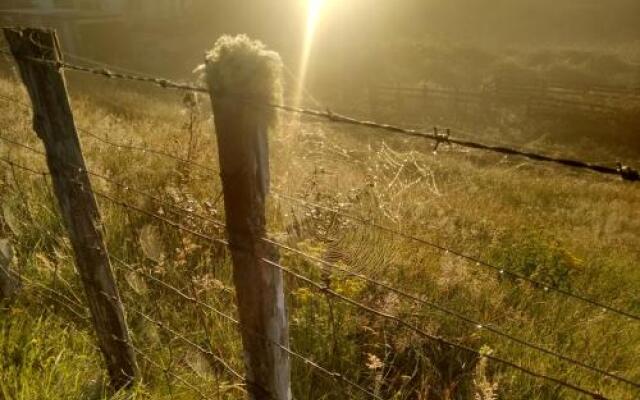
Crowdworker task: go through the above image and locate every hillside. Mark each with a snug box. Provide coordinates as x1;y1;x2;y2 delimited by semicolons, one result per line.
1;57;639;400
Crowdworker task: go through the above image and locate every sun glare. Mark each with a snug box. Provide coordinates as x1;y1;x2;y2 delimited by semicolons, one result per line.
294;0;326;107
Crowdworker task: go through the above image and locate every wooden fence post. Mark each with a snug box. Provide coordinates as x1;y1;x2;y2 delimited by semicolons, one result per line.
203;35;290;400
3;27;137;390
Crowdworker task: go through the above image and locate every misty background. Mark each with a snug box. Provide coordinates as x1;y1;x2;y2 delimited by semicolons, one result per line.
4;1;639;83
2;0;639;152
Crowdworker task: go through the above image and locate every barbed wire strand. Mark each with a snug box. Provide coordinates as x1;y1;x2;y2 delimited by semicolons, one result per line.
61;51;170;81
0;48;207;93
0;92;221;178
93;174;640;389
1;264;89;321
117;305;249;391
127;343;215;400
3;115;636;343
0;59;626;174
7;46;640;104
0;134;223;232
78;127;220;177
272;192;640;322
1;50;637;182
265;103;639;182
1;146;638;388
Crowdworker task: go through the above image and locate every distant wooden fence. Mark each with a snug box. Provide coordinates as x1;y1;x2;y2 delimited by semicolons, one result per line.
368;80;640;118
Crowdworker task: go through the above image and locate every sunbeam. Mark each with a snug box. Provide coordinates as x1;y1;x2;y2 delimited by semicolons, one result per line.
294;0;325;107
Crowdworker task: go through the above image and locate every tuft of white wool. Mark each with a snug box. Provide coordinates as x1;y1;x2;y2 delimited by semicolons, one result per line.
201;34;283;127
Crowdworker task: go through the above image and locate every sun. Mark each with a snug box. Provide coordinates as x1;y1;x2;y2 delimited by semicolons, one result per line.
294;0;326;107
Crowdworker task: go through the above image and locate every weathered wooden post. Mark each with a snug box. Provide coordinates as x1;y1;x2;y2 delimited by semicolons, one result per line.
203;35;290;400
3;27;137;389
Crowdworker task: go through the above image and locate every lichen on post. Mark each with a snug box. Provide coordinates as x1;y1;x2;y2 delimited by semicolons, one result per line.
203;35;291;400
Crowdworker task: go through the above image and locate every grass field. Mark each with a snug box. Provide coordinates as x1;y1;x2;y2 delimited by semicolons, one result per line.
0;65;639;400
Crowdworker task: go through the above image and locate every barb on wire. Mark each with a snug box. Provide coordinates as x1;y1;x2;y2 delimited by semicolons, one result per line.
262;258;611;400
62;51;166;81
272;192;640;323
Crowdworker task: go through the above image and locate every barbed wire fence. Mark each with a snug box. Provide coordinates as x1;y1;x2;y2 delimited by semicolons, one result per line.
1;27;639;400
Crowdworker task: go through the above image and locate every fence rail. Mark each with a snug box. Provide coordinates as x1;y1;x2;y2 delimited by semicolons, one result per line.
1;27;639;400
371;81;640;116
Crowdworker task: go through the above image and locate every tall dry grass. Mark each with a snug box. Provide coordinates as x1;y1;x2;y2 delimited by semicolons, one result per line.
0;64;639;400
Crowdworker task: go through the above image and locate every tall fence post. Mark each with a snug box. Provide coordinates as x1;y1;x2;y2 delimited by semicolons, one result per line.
3;27;137;389
203;35;290;400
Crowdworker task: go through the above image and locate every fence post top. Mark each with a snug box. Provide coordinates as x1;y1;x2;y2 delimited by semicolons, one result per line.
201;35;283;124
